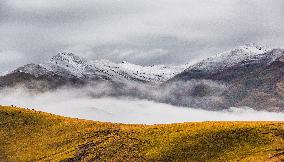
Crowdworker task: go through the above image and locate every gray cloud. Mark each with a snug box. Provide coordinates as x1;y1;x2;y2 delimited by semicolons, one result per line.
0;0;284;73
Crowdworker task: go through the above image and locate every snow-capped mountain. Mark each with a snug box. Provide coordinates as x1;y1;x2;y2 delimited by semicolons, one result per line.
2;44;284;112
168;44;284;112
172;44;284;82
185;43;272;73
8;52;188;84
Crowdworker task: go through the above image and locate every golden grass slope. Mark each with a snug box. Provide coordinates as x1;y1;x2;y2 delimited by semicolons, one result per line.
0;105;284;162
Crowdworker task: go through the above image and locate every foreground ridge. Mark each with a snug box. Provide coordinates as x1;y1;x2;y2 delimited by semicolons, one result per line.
1;105;284;162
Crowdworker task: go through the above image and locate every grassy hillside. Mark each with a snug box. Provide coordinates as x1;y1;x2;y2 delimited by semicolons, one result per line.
0;105;284;162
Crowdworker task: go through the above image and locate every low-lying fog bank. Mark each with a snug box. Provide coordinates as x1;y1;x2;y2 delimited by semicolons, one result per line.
0;88;283;124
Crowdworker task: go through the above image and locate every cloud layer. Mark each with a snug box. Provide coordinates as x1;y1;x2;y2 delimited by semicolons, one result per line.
1;0;284;73
0;87;283;124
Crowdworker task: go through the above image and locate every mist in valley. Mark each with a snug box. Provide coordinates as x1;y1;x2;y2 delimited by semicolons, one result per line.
0;83;283;124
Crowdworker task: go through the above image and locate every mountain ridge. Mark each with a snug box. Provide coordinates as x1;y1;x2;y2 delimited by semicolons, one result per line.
1;44;284;112
168;46;284;111
5;52;188;85
186;43;270;73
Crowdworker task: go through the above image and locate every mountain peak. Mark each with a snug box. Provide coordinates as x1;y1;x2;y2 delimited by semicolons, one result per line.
50;52;87;65
213;43;269;57
239;43;269;53
13;63;51;77
186;43;273;73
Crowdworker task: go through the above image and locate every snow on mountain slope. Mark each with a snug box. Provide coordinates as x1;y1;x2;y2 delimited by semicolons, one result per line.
12;44;281;84
42;53;90;79
119;61;188;82
14;64;53;77
89;59;188;83
10;52;188;84
186;43;272;73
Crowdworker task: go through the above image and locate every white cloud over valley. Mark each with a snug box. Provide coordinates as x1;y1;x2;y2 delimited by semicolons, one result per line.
0;87;283;124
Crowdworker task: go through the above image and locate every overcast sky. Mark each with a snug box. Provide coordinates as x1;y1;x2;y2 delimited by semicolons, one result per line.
0;0;284;74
